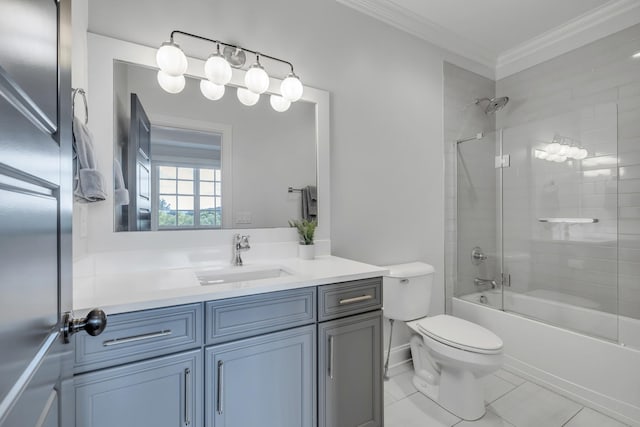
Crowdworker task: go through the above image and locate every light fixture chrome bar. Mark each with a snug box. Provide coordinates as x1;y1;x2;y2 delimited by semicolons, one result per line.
538;218;599;224
170;30;296;74
456;133;484;144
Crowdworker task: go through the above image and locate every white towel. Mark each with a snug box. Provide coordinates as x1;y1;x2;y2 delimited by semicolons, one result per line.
73;116;107;202
113;158;129;206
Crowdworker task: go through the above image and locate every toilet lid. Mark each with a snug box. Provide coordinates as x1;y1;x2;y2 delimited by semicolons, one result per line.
416;315;503;354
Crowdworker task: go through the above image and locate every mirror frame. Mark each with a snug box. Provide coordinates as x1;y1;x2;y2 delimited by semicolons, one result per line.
84;33;330;253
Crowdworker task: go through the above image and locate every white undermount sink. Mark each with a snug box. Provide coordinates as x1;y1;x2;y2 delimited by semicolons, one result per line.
197;266;291;285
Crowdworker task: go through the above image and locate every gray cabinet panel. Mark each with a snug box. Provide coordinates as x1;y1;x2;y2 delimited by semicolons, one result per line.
75;350;202;427
205;288;315;345
205;325;316;427
318;278;382;321
74;303;203;373
319;311;383;427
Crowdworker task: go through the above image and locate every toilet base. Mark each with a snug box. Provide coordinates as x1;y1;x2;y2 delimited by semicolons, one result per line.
412;370;486;421
409;334;491;421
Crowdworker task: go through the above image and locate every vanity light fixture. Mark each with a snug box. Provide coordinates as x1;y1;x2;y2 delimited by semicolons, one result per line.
245;55;270;94
200;80;225;101
156;30;303;112
157;71;186;94
237;87;260;106
270;94;291;112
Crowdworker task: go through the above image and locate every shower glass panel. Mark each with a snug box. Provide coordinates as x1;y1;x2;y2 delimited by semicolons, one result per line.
501;104;619;342
455;130;502;310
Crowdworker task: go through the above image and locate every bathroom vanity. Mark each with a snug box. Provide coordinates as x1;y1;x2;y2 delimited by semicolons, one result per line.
72;257;385;427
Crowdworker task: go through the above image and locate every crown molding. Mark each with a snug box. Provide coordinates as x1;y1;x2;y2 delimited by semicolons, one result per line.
336;0;497;71
338;0;640;81
496;0;640;79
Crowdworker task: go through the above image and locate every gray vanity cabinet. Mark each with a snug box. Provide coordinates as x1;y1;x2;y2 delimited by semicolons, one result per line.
317;279;383;427
205;324;316;427
74;349;202;427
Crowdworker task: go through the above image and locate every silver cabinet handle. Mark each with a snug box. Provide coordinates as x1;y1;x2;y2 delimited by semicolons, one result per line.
338;294;373;305
328;335;334;379
184;368;191;426
102;329;172;346
217;360;224;415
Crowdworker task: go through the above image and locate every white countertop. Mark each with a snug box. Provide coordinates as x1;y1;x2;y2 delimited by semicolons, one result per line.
73;256;388;315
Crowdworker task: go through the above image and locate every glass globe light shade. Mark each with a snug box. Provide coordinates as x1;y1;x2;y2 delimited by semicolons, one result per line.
157;70;185;94
156;41;188;76
575;148;589;160
245;64;270;94
200;80;225;101
554;155;567;163
270;94;291;112
237;87;260;106
536;150;548;160
547;154;558;162
557;144;570;156
547;142;562;154
204;54;232;86
280;73;303;102
567;146;581;158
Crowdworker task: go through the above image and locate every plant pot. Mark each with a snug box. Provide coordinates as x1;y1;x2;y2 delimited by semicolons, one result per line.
298;244;315;260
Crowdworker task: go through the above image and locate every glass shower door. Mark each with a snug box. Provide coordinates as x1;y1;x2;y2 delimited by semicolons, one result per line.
455;130;502;310
501;104;619;342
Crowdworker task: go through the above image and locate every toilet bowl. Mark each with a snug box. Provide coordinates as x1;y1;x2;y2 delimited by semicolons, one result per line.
383;263;504;421
406;315;503;420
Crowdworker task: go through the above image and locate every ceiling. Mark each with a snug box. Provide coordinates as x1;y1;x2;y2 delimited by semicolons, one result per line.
391;0;608;55
338;0;640;78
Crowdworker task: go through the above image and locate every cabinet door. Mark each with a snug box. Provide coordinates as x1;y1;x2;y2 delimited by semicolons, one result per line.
318;311;383;427
75;350;202;427
206;325;316;427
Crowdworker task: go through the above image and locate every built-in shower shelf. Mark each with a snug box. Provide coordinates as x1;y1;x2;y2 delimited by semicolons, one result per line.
538;218;599;224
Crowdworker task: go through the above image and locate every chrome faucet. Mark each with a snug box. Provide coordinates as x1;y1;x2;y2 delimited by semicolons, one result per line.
474;277;498;290
233;234;250;266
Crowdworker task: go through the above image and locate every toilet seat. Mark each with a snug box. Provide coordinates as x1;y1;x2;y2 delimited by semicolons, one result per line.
416;315;503;355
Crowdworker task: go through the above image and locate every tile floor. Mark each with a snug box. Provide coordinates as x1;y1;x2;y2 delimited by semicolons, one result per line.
384;363;629;427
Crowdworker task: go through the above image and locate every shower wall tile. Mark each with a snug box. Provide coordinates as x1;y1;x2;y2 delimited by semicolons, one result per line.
497;22;640;328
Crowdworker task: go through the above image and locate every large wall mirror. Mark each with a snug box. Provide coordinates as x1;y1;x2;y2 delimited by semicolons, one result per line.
82;33;330;249
113;60;317;231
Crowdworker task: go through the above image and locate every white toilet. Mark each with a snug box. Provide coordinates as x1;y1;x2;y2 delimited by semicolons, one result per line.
383;262;503;421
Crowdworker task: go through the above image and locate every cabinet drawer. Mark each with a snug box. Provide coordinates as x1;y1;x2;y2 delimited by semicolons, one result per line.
74;303;203;373
318;277;382;321
205;287;316;345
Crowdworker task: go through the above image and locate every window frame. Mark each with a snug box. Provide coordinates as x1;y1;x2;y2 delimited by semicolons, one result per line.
152;163;223;230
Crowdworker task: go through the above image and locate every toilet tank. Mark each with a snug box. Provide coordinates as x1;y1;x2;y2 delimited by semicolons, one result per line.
383;262;435;321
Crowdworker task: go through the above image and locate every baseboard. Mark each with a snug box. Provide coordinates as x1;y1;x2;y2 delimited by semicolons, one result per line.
503;356;640;426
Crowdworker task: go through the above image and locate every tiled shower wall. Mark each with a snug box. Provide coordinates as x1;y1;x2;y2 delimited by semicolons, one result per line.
496;23;640;329
443;63;496;313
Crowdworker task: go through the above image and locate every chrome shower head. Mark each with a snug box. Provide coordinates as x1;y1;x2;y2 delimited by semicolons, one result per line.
475;96;509;114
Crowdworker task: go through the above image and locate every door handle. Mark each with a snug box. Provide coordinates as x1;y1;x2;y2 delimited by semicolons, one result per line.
338;295;373;305
184;368;191;426
62;308;107;343
328;335;335;379
217;360;224;415
102;330;172;347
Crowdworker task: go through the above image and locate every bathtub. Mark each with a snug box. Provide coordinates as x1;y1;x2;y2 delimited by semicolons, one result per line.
459;290;640;347
452;292;640;425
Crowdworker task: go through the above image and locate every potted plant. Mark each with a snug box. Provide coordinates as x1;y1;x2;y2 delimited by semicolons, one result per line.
289;219;317;260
